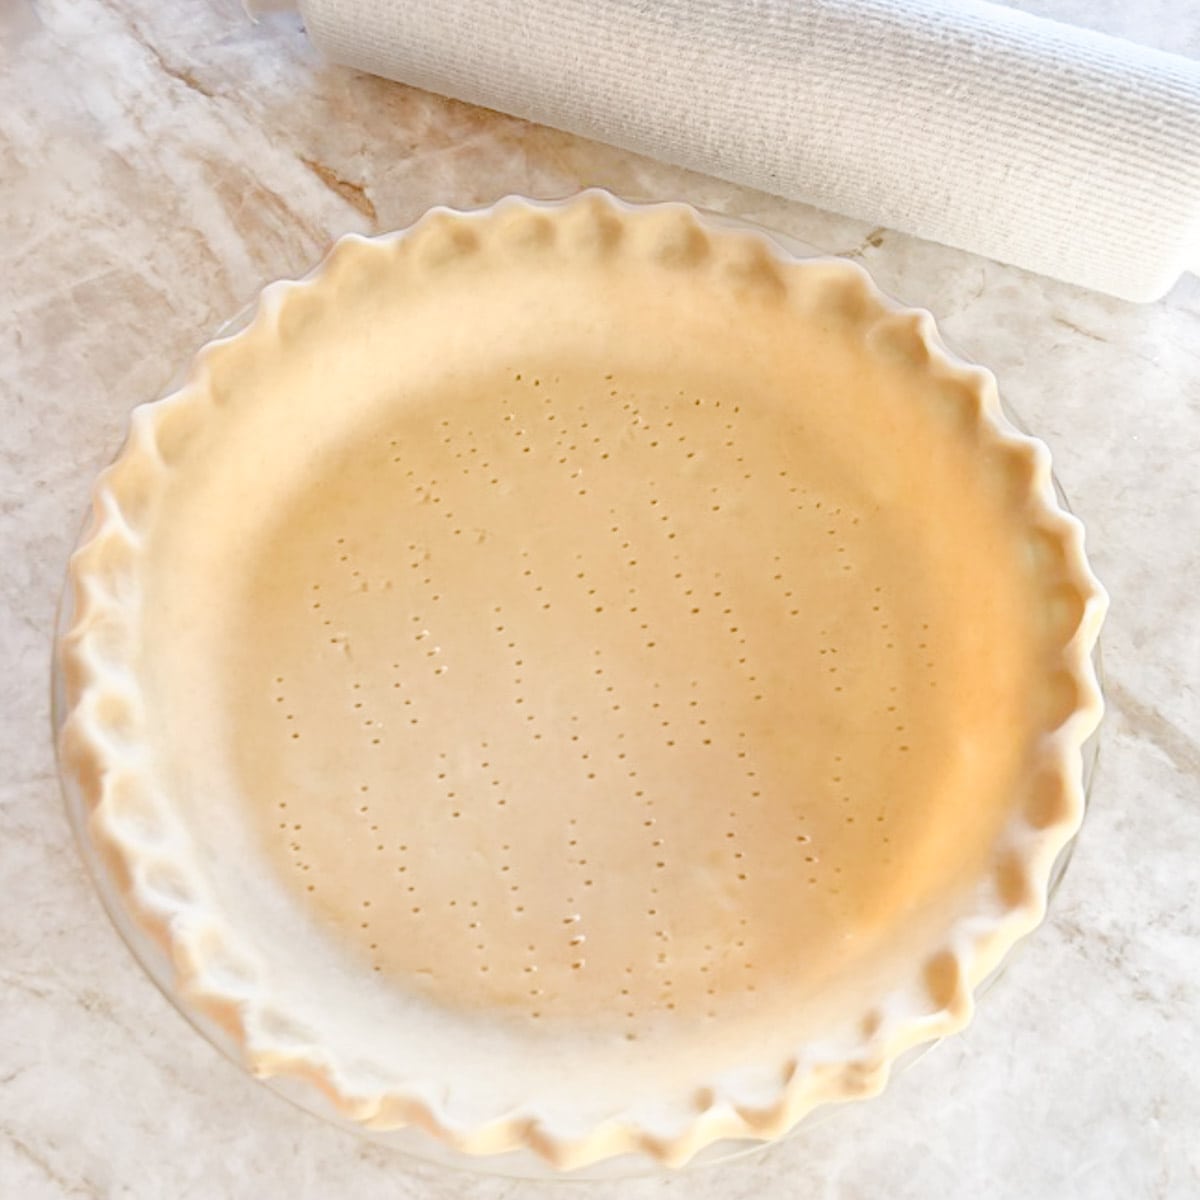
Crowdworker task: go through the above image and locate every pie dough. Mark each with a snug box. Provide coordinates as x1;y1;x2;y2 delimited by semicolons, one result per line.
60;193;1106;1168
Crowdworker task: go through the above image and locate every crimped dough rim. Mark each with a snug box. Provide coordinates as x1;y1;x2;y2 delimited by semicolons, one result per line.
58;192;1106;1170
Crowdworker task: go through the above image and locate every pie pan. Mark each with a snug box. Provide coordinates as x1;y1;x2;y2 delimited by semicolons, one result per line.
55;192;1106;1174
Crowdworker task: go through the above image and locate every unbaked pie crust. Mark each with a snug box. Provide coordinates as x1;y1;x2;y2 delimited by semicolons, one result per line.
60;193;1105;1169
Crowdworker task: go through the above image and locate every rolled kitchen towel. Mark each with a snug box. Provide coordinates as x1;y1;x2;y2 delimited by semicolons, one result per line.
297;0;1200;301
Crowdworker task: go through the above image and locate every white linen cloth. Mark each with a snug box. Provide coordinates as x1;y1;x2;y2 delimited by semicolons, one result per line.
297;0;1200;301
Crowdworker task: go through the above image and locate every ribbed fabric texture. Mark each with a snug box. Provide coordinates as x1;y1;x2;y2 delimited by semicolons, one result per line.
298;0;1200;301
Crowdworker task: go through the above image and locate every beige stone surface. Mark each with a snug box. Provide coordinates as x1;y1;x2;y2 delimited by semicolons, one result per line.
1;1;1197;1196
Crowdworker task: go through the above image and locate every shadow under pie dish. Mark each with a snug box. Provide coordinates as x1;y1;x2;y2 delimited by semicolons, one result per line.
57;192;1106;1172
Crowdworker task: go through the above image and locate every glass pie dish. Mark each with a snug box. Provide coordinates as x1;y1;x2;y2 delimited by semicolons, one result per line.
53;192;1105;1177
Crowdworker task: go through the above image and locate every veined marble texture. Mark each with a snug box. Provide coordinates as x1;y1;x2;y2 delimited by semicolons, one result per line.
1;1;1197;1197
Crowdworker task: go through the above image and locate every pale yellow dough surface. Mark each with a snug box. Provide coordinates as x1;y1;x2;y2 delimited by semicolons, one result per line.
72;201;1097;1154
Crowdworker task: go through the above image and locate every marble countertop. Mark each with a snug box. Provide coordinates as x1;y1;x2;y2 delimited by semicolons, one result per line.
2;1;1198;1196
